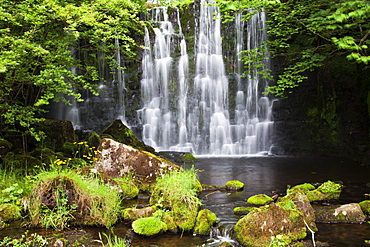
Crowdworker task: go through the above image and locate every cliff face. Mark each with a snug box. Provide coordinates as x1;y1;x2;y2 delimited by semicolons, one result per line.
272;57;370;160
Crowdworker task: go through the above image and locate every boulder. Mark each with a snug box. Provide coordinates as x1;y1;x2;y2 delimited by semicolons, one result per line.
94;138;180;183
235;189;316;247
102;119;154;153
315;203;366;223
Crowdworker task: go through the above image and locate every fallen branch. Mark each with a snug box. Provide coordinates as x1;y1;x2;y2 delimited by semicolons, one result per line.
303;219;316;247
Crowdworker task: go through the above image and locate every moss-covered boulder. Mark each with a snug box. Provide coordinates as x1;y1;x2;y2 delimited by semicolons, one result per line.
29;171;121;229
102;119;154;153
0;139;12;155
123;206;156;221
315;203;366;223
132;217;167;236
306;180;342;201
246;194;274;205
193;209;217;235
94;138;181;184
0;204;21;222
235;190;316;247
223;180;244;191
359;200;370;215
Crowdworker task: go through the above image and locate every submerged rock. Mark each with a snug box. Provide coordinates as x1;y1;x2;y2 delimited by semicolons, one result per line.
94;138;180;183
315;203;366;223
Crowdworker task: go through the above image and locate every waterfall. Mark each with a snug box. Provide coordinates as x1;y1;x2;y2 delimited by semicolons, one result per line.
140;1;274;155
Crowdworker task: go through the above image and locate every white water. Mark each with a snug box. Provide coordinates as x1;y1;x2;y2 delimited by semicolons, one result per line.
140;1;274;155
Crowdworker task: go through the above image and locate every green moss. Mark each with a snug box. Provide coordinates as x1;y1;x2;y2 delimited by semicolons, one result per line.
114;179;139;198
233;207;257;215
193;209;217;235
317;180;342;194
246;194;273;205
290;183;315;191
359;200;370;215
0;203;21;221
224;180;244;190
158;210;178;233
132;217;167;236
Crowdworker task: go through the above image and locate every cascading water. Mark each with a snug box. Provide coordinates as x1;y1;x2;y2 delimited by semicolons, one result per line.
140;1;274;155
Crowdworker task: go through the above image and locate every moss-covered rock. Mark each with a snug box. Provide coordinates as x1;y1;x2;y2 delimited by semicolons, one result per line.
102;119;154;153
359;200;370;215
193;209;217;235
235;190;316;247
315;203;366;223
0;203;21;222
132;217;167;236
149;169;201;231
246;194;274;205
290;183;315;191
233;206;257;215
306;180;342;201
123;206;156;221
224;180;244;191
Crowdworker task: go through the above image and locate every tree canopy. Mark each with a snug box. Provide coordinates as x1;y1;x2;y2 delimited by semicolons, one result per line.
0;0;146;139
217;0;370;97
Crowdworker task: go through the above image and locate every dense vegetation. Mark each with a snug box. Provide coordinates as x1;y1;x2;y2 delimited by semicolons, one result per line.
218;0;369;97
0;0;146;140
